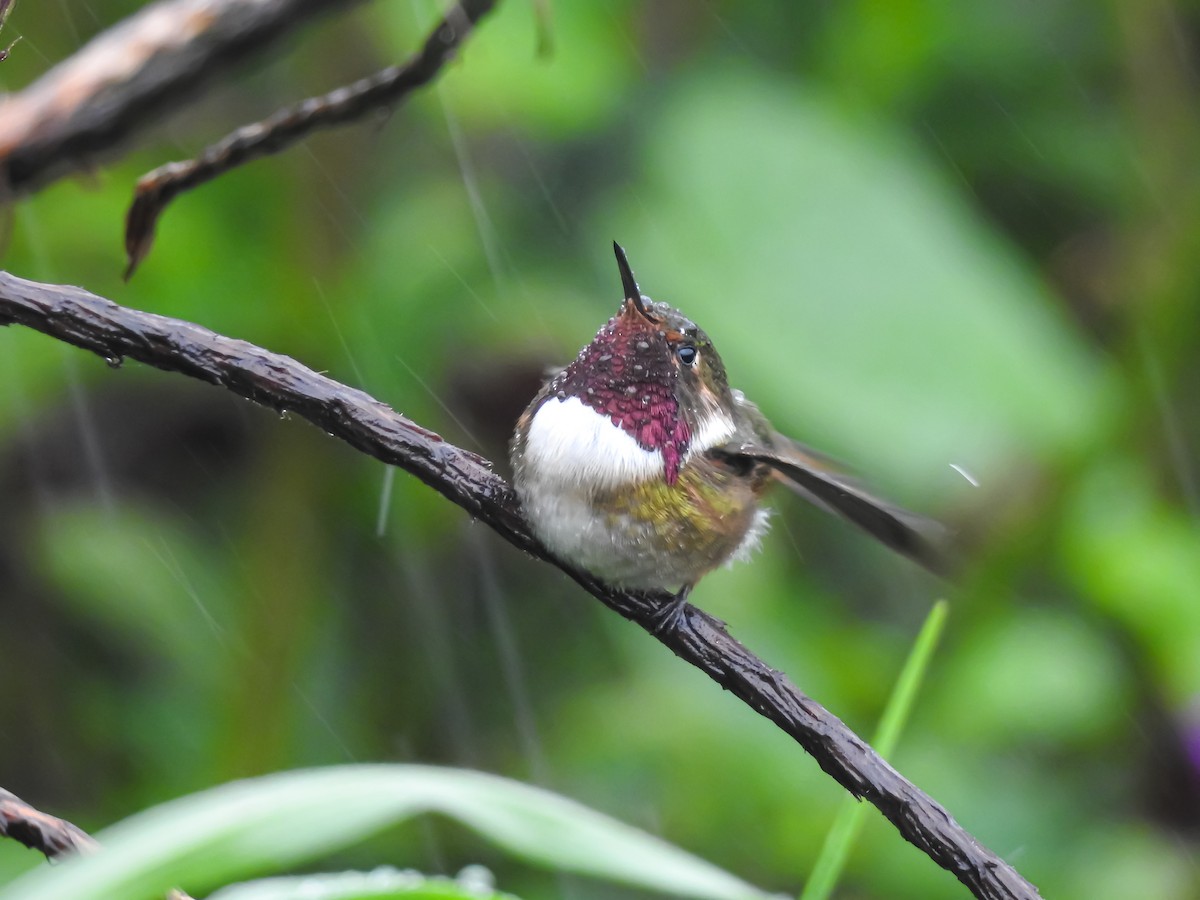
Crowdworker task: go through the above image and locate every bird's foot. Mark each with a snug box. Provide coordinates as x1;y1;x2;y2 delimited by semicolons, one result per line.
650;585;693;635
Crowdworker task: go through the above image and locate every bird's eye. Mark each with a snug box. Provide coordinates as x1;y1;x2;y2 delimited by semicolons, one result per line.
676;345;698;367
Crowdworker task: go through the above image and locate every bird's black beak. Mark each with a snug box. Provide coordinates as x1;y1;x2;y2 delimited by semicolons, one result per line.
613;241;657;323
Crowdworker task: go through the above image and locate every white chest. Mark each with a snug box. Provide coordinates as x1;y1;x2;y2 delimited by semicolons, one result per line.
520;395;664;489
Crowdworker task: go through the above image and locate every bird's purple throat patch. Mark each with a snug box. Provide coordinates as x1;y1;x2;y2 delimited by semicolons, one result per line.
550;311;691;484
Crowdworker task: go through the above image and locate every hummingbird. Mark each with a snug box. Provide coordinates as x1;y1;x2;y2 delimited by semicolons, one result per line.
511;243;947;630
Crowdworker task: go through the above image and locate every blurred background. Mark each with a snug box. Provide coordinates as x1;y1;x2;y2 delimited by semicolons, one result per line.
1;1;1199;897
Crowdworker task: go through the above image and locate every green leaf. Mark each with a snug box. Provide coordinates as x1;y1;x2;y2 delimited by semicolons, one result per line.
606;69;1112;496
208;867;518;900
0;766;771;900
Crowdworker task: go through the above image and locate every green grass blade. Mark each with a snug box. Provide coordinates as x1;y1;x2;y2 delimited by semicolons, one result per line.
800;599;950;900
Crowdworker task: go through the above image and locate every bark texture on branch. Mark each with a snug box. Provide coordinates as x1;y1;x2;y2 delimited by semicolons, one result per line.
0;271;1042;900
1;787;195;898
0;788;98;860
124;0;497;277
0;0;360;197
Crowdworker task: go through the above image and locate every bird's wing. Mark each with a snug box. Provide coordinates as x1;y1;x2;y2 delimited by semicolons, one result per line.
716;395;951;576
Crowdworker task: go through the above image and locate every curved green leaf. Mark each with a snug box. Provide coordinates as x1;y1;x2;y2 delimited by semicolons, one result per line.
0;766;771;900
208;867;517;900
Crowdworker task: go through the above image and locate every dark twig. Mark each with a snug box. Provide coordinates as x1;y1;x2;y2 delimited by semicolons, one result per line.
0;788;99;860
0;36;20;62
1;787;195;898
123;0;497;279
0;0;18;62
0;271;1042;900
0;0;361;197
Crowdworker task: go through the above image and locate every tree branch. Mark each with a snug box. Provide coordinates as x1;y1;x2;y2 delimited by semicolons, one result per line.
0;0;361;198
0;271;1042;900
0;787;194;899
124;0;497;278
0;0;18;63
0;788;99;859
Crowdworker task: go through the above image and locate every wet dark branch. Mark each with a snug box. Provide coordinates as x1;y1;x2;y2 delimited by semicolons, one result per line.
0;788;99;859
0;0;361;197
0;272;1042;900
0;0;19;62
124;0;498;278
1;787;195;898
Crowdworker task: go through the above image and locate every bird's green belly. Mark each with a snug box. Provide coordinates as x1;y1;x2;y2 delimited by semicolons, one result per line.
579;462;764;590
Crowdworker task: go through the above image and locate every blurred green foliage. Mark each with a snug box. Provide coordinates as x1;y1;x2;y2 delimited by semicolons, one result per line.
1;1;1198;898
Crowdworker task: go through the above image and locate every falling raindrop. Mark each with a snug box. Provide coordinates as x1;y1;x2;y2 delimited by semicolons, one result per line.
949;462;980;487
